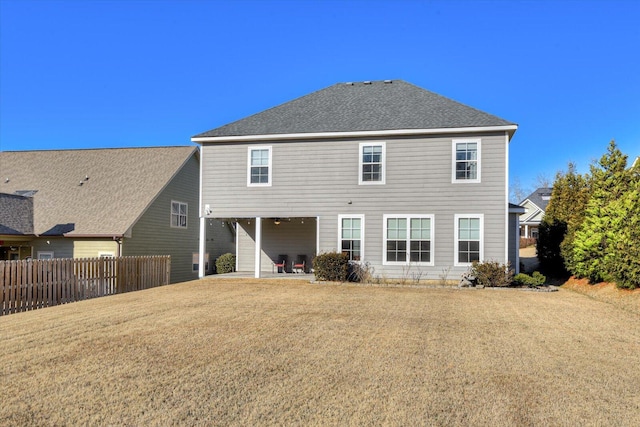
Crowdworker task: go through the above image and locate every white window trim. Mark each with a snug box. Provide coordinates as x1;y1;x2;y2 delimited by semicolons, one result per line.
383;214;435;266
454;214;484;267
452;138;481;183
247;146;273;187
37;251;54;260
338;214;365;262
170;201;188;229
358;142;386;185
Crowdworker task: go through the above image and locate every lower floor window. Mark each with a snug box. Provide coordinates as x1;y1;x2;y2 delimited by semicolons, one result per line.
339;215;363;261
193;253;210;272
456;215;483;265
37;251;54;260
384;215;433;264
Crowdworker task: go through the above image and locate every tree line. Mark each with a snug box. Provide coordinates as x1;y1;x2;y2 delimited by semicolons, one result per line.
537;141;639;289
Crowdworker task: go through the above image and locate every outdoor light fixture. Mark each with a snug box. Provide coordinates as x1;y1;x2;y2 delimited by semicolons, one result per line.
274;218;281;225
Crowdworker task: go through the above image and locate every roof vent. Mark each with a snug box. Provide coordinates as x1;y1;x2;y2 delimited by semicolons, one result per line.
14;190;38;197
384;80;392;84
4;178;8;183
363;81;372;85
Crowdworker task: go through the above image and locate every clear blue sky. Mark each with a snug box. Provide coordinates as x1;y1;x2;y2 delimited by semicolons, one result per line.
1;0;638;195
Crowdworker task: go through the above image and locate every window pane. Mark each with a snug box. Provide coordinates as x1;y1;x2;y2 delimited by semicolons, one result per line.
251;149;269;166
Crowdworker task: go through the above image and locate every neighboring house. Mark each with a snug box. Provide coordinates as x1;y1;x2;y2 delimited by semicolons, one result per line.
0;193;34;260
0;146;234;283
518;187;552;239
192;79;520;278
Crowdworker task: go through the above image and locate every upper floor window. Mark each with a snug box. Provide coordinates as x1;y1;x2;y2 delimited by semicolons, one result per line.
171;201;188;228
384;215;434;265
455;214;483;266
359;142;385;185
339;215;364;261
452;139;480;183
248;146;272;186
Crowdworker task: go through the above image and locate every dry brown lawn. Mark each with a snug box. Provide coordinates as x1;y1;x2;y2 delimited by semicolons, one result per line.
1;278;639;426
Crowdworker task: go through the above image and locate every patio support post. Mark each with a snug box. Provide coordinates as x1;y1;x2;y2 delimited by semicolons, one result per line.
198;217;206;278
316;216;320;258
254;217;262;278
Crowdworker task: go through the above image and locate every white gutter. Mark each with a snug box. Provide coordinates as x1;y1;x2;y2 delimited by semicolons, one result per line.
192;125;518;144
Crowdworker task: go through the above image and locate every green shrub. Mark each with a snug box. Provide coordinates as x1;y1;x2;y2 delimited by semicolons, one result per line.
531;271;546;285
470;261;514;287
313;252;349;282
215;253;236;274
513;271;546;287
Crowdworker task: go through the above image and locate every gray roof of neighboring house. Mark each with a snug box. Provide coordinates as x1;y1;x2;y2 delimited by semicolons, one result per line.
0;146;197;236
521;187;553;211
0;193;34;235
193;80;516;139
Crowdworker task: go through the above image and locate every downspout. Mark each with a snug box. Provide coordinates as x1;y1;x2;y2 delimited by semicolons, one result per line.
113;236;123;257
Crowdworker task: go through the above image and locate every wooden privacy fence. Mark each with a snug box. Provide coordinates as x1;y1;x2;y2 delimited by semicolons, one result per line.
0;255;171;316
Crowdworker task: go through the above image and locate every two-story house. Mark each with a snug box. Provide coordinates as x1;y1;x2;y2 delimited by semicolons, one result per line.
518;187;552;239
193;80;520;279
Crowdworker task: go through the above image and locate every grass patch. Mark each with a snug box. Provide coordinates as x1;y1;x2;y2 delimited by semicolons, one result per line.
561;276;640;314
1;278;639;425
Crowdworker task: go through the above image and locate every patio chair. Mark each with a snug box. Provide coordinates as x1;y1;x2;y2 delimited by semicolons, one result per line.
272;255;288;273
292;255;306;273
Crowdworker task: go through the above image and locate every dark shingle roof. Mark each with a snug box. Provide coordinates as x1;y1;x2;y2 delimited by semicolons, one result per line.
0;193;34;235
521;187;553;211
193;80;516;139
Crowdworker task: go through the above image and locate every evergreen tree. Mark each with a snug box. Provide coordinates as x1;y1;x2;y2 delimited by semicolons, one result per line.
537;163;590;274
568;141;630;282
605;166;640;288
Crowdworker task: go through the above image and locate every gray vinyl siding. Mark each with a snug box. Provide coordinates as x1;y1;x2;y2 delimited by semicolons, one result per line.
508;212;520;274
202;132;508;277
121;154;201;283
31;237;73;259
207;220;236;273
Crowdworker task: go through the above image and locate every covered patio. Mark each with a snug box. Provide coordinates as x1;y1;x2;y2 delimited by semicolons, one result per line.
200;216;319;278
